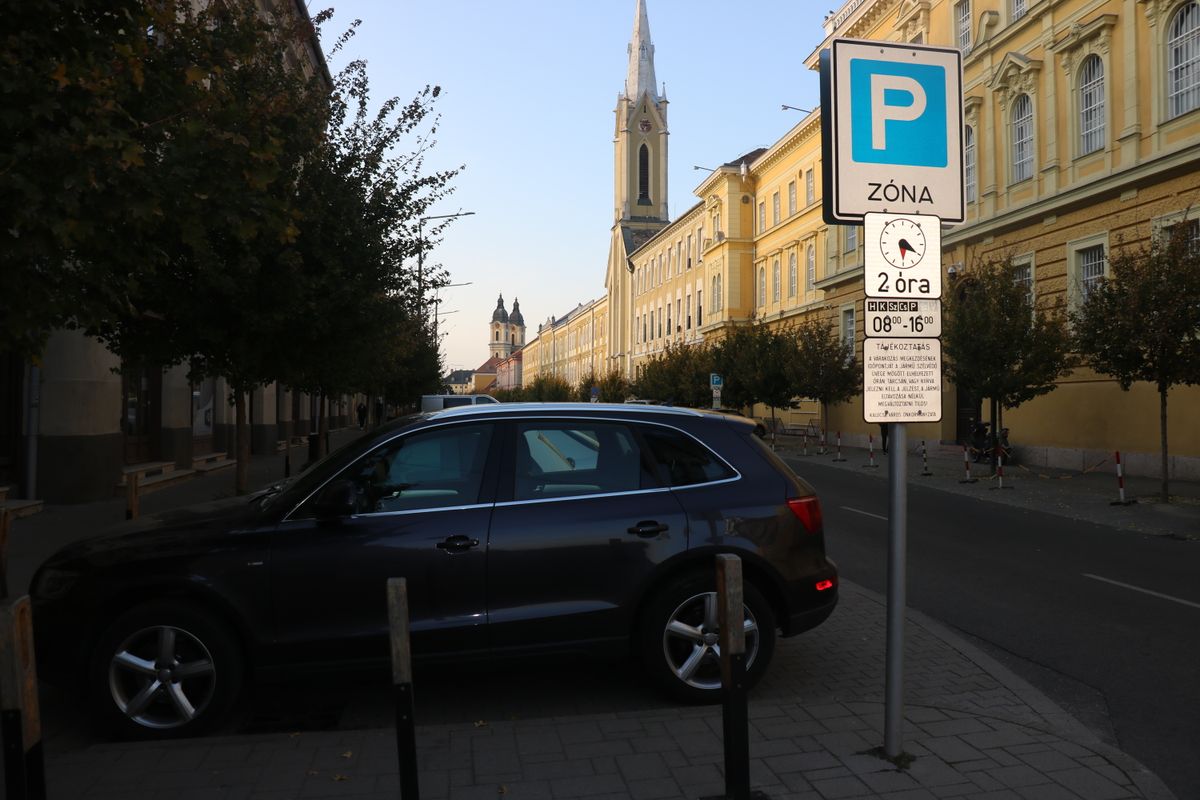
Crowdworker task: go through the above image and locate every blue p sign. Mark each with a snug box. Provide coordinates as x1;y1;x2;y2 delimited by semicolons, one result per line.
849;59;947;168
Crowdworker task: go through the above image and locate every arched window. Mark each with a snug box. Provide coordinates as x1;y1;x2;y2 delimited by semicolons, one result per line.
806;244;816;289
757;266;766;307
1079;55;1105;154
1011;94;1033;182
965;125;977;202
638;144;650;203
494;330;499;341
788;252;798;298
772;259;781;302
1170;2;1200;118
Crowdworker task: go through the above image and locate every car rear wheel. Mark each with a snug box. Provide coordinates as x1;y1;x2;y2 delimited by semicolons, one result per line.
639;573;776;703
89;602;243;738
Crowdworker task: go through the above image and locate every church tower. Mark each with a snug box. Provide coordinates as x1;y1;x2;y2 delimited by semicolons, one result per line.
489;294;510;360
613;0;669;224
606;0;670;377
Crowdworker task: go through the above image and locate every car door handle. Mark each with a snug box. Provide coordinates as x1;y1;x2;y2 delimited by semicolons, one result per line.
436;535;480;553
627;521;669;538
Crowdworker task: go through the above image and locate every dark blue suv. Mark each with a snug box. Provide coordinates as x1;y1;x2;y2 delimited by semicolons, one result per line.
31;403;837;737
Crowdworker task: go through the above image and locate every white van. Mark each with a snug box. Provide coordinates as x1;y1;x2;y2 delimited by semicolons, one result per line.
420;394;500;413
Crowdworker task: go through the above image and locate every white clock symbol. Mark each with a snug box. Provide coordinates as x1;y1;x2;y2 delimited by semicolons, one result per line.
879;218;927;269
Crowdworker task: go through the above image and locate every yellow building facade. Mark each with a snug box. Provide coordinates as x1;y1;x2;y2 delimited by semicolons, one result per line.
535;0;1200;479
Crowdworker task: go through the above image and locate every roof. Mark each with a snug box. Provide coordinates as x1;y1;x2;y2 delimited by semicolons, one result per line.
475;355;502;373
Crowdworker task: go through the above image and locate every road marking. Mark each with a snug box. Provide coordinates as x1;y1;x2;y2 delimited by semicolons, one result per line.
1082;573;1200;611
841;506;888;521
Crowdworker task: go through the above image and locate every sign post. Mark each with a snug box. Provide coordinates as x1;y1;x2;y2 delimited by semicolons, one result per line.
710;373;723;410
823;36;962;760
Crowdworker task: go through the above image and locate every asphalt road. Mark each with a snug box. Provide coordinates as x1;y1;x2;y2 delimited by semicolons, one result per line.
787;455;1200;800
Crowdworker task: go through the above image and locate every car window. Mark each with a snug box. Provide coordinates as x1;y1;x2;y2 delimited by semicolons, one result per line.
443;397;472;408
477;395;499;404
639;426;736;487
514;421;657;501
322;423;493;514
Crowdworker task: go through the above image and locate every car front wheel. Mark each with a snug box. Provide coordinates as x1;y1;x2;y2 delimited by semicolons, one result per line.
89;602;243;738
639;573;776;703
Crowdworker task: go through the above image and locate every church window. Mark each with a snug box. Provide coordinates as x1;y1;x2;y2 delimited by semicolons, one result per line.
638;144;650;203
494;331;499;341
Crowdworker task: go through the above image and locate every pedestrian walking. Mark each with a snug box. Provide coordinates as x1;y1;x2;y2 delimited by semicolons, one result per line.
878;422;889;454
356;402;367;429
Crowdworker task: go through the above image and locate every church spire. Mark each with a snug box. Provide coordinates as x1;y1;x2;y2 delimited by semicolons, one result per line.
625;0;657;102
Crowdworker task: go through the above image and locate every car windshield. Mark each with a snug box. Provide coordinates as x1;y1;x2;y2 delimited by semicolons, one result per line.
263;416;419;512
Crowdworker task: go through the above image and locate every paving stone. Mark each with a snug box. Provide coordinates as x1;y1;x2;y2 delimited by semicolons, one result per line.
1048;766;1134;800
809;774;872;798
627;776;683;799
1013;783;1085;800
616;752;671;781
548;771;628;797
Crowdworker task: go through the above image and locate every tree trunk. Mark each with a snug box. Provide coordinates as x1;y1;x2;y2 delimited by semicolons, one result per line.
990;397;999;472
319;394;330;458
234;389;250;495
1159;384;1170;504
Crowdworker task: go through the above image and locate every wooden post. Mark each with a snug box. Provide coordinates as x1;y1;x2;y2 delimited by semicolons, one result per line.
1;596;47;800
715;555;751;800
387;578;419;799
0;508;10;599
124;472;140;521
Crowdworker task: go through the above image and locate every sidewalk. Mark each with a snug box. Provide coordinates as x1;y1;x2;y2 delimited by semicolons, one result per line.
37;582;1176;800
6;426;1186;799
771;434;1200;541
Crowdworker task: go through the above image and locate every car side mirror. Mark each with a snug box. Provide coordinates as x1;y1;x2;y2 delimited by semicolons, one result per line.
313;479;357;519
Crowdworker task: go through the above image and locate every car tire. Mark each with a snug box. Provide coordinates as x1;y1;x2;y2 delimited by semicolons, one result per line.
89;601;243;738
639;572;776;704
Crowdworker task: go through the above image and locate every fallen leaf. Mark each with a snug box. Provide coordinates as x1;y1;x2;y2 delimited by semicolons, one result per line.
473;720;488;728
307;769;320;776
340;751;353;759
333;774;349;782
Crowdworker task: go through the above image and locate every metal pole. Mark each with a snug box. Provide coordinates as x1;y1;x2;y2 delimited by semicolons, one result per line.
885;422;908;757
715;554;750;800
387;578;419;799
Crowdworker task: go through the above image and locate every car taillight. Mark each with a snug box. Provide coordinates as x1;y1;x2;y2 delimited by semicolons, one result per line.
815;579;835;591
787;496;823;534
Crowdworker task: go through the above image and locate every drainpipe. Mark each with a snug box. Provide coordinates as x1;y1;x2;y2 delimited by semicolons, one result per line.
24;363;40;499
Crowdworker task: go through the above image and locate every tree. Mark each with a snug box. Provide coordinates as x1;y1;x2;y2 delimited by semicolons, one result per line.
596;370;632;403
942;255;1073;461
634;342;714;407
1;1;184;358
713;326;797;433
526;374;572;401
1073;224;1200;502
787;317;861;438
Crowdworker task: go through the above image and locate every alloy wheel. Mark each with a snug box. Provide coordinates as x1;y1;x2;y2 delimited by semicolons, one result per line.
661;591;760;691
107;624;218;730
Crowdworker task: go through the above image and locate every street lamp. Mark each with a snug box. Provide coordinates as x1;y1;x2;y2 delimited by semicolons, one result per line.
432;281;473;351
781;104;814;113
417;211;475;321
693;165;716;172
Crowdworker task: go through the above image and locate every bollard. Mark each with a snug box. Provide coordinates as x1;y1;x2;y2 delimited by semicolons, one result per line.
864;435;878;469
990;451;1013;490
959;445;977;484
387;578;420;799
698;555;770;800
920;440;933;477
1111;451;1137;506
802;431;809;457
0;509;9;599
1;596;47;800
124;473;140;521
832;431;846;462
818;428;828;455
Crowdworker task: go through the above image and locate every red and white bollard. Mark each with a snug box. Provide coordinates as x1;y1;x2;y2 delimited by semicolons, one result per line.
990;450;1013;490
819;429;828;455
864;434;878;468
1111;450;1136;505
959;445;977;484
832;431;846;462
802;430;809;456
920;440;933;476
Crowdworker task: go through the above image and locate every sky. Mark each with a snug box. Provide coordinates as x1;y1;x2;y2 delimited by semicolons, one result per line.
319;1;833;374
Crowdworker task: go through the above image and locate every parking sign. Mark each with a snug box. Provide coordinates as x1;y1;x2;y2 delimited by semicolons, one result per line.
822;38;963;223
